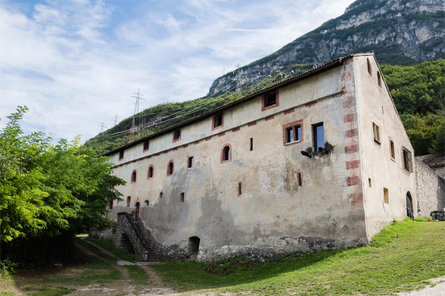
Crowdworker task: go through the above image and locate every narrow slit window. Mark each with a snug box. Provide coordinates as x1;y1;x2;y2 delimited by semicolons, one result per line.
368;178;372;187
180;192;185;202
148;166;154;179
143;140;149;151
126;196;131;207
383;187;389;204
298;173;302;187
131;170;137;183
160;192;163;199
367;58;372;75
119;149;124;160
390;140;395;159
250;138;253;151
238;182;242;196
213;112;223;129
312;122;325;151
167;161;174;175
377;71;382;87
188;156;194;168
373;122;381;144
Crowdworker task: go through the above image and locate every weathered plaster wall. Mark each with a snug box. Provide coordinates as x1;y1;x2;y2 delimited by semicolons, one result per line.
354;55;417;240
415;158;445;216
107;62;369;260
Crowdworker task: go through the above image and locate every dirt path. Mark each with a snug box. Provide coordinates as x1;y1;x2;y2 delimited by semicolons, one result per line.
77;239;178;296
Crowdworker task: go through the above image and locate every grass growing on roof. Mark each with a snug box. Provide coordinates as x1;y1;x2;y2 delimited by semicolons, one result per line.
152;219;445;295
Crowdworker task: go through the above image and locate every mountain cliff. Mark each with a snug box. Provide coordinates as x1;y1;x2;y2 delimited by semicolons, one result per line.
207;0;445;96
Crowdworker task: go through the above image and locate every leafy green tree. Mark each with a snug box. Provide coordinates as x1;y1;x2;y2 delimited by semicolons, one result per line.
0;107;124;261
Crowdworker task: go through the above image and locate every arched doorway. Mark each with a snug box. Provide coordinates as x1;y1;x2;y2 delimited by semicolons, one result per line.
406;192;414;219
134;202;140;221
188;236;200;257
121;233;135;254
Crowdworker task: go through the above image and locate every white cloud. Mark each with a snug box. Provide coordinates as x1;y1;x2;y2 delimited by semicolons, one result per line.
0;0;354;142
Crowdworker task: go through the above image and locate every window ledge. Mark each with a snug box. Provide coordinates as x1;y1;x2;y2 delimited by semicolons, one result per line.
284;140;302;146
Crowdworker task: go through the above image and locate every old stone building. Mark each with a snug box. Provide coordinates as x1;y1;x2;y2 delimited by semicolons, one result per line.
103;53;417;261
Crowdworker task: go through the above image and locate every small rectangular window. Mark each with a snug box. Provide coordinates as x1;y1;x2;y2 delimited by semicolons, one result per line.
213;112;223;129
373;122;381;144
367;58;372;75
173;129;181;141
298;173;302;187
180;192;185;202
313;122;325;151
377;71;382;87
368;178;372;187
119;149;124;160
285;125;301;144
188;156;194;168
238;182;242;196
159;192;163;199
383;187;389;204
143;140;149;151
250;138;253;151
402;147;413;173
262;91;278;110
390;140;395;159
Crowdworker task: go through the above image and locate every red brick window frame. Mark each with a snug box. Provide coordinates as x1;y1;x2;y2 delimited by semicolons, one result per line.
147;165;154;179
212;112;224;130
172;129;181;143
262;90;279;111
167;160;174;176
143;140;149;152
220;144;232;163
131;170;137;183
283;120;303;145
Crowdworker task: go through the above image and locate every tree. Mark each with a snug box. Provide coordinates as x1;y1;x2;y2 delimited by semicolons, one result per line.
0;106;124;264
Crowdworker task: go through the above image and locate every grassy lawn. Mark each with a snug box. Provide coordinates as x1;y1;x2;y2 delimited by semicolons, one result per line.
152;219;445;295
84;238;140;262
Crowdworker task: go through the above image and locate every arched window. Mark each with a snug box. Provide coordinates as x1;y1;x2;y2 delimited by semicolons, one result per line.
167;160;174;176
221;144;232;162
131;170;137;183
126;196;131;207
148;165;154;179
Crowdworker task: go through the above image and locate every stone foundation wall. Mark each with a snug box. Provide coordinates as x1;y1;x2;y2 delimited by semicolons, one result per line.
415;158;445;217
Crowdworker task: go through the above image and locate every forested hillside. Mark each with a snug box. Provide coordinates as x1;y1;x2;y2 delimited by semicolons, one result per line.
85;59;445;156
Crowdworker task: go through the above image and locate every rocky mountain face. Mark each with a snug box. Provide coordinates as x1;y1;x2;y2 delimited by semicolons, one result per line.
207;0;445;96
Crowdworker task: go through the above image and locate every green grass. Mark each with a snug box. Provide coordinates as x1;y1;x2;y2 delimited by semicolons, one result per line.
84;238;140;262
152;219;445;295
125;265;149;284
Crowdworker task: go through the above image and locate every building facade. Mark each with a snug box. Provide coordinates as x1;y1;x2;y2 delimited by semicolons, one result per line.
104;53;417;261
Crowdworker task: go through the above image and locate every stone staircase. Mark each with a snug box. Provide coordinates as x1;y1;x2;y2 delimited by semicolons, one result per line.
114;212;159;262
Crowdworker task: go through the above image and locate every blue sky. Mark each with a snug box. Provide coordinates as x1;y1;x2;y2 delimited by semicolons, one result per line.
0;0;354;142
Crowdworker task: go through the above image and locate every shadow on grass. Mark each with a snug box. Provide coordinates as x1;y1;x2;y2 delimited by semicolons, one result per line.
152;248;352;292
4;240;121;296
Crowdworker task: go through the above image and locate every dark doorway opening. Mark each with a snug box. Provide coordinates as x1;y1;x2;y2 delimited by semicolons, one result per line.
188;236;200;257
406;192;414;219
121;234;135;254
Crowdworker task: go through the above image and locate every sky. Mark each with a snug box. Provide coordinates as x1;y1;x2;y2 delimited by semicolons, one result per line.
0;0;355;142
